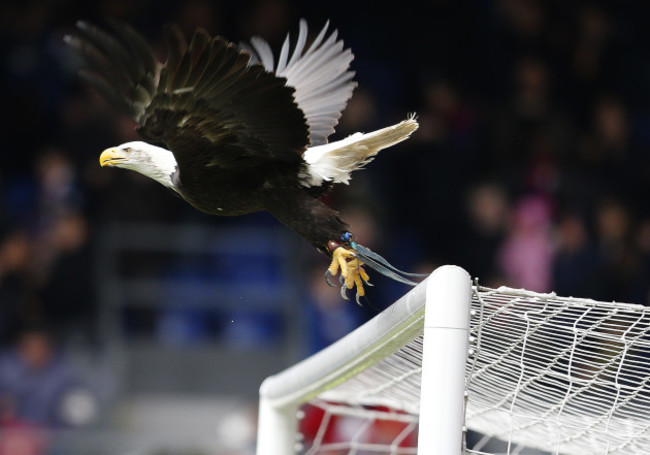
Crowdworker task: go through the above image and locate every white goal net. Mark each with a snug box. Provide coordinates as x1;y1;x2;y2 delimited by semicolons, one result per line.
256;265;650;455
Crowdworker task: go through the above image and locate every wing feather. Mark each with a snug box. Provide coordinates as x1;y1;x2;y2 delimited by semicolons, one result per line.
143;27;308;167
244;19;356;146
76;21;140;86
106;19;157;76
298;19;330;62
77;69;132;114
66;21;159;119
284;20;309;71
276;34;291;74
249;37;275;70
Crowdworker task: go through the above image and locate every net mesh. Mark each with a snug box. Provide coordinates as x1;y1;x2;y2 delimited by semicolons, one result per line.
298;401;419;454
299;285;650;454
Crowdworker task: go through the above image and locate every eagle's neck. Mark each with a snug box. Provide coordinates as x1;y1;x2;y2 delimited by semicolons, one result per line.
126;141;178;190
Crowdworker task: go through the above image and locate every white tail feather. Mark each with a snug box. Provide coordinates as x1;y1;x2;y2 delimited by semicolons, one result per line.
300;116;419;187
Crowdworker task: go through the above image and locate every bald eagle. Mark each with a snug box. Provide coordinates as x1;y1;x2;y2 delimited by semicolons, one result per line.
65;19;420;303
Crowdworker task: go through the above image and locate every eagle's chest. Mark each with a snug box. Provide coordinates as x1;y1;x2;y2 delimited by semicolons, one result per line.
174;161;305;216
178;182;263;216
174;168;271;216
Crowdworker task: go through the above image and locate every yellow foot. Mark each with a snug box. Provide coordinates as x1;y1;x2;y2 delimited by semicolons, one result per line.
326;246;371;304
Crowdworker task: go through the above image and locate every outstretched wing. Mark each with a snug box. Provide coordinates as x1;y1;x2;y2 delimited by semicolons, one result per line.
242;19;357;146
66;20;309;169
64;20;159;121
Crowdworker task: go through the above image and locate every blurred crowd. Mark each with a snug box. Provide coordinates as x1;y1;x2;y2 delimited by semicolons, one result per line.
2;0;650;448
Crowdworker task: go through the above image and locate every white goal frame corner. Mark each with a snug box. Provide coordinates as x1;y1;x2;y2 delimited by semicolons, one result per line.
256;264;473;455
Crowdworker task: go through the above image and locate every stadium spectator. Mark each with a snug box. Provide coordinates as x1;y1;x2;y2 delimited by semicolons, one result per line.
0;231;35;345
594;199;648;303
497;195;555;292
0;327;96;428
39;212;96;340
0;394;47;455
303;267;363;354
552;213;602;299
459;183;509;287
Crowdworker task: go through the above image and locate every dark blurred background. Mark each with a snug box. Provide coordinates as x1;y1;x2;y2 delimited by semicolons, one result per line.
1;0;650;453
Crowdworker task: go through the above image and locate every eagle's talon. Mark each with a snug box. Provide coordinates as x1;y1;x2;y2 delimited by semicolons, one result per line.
355;292;362;306
328;246;369;302
325;269;335;287
340;285;349;300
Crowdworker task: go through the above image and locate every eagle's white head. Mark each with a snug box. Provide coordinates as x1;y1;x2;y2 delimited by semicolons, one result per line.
99;141;178;189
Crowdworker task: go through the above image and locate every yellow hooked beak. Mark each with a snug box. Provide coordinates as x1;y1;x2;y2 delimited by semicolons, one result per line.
99;148;128;167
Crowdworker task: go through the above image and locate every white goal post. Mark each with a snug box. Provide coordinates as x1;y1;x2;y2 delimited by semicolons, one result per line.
256;265;650;454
